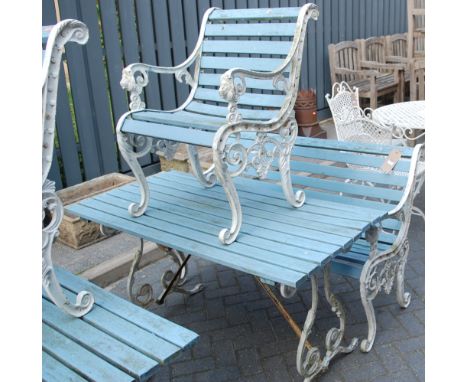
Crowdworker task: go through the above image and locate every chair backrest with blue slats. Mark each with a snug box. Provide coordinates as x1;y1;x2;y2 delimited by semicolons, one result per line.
188;5;317;121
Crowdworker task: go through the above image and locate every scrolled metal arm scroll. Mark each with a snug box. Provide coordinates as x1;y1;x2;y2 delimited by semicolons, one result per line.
42;20;94;317
120;63;196;111
212;4;319;244
120;8;218;112
42;19;89;185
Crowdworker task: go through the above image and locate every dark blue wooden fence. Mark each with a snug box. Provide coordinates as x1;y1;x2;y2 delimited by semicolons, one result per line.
42;0;408;189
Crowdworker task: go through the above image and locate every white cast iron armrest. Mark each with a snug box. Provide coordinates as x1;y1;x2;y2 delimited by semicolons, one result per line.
120;61;197;111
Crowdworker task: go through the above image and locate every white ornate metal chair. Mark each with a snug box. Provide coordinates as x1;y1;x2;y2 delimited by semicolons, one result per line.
117;4;319;244
42;20;94;317
326;82;425;221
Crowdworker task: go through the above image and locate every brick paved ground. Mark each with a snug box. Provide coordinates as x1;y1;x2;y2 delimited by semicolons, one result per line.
104;189;425;382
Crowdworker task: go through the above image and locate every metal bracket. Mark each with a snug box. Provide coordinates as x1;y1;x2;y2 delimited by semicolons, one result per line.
127;239;204;307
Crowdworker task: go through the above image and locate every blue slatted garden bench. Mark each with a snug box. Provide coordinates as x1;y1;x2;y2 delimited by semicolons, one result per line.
66;135;423;380
42;268;198;382
42;20;198;382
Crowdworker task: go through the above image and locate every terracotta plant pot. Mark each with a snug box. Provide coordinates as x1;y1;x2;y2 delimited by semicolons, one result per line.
294;89;325;138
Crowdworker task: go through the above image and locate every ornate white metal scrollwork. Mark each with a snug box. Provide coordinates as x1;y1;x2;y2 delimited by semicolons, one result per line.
42;180;94;317
296;267;358;381
219;72;246;123
127;240;204;307
42;20;94;317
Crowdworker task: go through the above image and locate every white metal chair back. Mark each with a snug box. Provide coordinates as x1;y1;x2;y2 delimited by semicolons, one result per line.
325;82;360;136
326;81;392;145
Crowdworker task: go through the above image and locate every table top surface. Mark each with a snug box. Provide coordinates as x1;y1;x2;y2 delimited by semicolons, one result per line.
373;101;425;131
66;170;393;288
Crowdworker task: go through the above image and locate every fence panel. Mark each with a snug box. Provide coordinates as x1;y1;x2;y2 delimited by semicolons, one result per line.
43;0;408;189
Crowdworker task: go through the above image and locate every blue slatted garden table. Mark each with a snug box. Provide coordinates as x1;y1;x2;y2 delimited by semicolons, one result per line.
64;132;423;380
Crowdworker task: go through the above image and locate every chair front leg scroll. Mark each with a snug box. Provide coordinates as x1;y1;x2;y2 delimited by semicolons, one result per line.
116;113;154;217
187;145;217;188
279;119;305;208
213;147;242;245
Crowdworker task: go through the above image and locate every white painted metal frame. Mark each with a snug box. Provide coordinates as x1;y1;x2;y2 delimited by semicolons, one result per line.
326;82;424;351
117;4;319;244
42;20;94;317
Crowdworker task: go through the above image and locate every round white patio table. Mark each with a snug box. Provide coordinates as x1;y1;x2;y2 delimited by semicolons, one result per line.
373;101;425;143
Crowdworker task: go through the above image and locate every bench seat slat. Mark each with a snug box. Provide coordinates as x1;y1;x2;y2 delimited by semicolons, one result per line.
112;187;334;260
131;110;224;131
54;267;198;348
43;298;158;380
42;351;87;382
157;172;383;226
167;171;391;221
142;177;366;240
231;175;392;214
205;22;297;37
66;203;308;287
82;196;323;273
43;323;134;382
42;288;180;364
291;146;411;172
209;7;302;21
202;40;291;55
261;171;404;202
121;119;214;147
232;175;395;212
287;160;408;187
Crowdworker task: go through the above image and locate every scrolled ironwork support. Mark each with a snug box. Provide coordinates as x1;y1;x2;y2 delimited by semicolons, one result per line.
42;181;94;317
127;240;203;307
296;269;357;381
187;145;217;187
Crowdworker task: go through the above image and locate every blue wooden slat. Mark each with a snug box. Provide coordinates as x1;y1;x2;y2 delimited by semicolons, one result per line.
205;22;297;37
66;202;308;286
43;299;158;380
209;7;302;20
43;351;87;382
165;171;389;221
93;193;325;271
143;177;368;237
185;100;277;120
43;288;180;364
112;187;336;258
54;267;198;348
43;323;134;382
323;0;332;97
58;0;102;180
198;72;279;90
122;119;214;147
49;147;63;190
79;0;119;174
131;109;224;130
